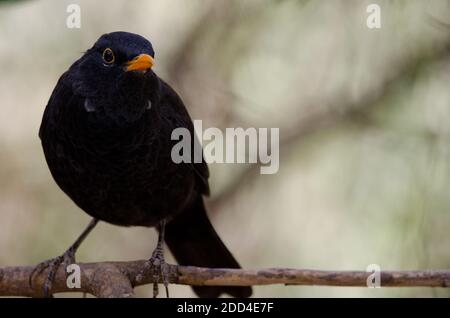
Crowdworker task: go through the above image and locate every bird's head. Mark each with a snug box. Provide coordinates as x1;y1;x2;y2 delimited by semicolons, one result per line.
89;31;155;75
68;32;161;123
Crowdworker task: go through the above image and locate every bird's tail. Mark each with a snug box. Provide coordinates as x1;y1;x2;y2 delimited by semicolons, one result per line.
164;197;252;298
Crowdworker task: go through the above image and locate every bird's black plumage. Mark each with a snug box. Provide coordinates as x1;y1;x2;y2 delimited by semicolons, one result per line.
38;32;251;298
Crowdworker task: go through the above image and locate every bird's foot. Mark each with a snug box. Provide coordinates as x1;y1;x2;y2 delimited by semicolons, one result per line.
137;247;170;298
29;247;76;297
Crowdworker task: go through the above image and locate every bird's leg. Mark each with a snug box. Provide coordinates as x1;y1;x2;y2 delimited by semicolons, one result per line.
29;218;98;297
152;220;170;298
138;220;170;298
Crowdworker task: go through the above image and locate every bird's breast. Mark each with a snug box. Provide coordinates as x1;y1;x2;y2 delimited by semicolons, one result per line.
41;105;196;226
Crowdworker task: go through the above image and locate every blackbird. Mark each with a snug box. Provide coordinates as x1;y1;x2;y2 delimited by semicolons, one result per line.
33;31;252;298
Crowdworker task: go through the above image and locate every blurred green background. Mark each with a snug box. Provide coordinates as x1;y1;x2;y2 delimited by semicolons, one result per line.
1;0;450;297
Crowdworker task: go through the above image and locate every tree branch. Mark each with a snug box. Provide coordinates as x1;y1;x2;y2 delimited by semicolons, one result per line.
1;261;449;297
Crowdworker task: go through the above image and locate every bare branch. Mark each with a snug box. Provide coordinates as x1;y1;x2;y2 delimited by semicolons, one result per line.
1;262;449;297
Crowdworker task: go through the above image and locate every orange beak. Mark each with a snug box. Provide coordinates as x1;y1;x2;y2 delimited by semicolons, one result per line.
125;54;155;72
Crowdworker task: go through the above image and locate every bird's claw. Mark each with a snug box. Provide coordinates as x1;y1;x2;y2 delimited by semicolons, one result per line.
29;248;76;297
137;248;170;298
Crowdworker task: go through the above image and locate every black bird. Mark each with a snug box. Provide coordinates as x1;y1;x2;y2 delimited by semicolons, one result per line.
34;31;252;298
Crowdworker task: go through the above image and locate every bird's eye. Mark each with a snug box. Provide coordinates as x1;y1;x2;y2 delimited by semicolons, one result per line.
102;48;115;64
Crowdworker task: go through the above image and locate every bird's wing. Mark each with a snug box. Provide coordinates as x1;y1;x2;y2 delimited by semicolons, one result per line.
39;71;75;140
159;79;211;196
41;74;211;195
